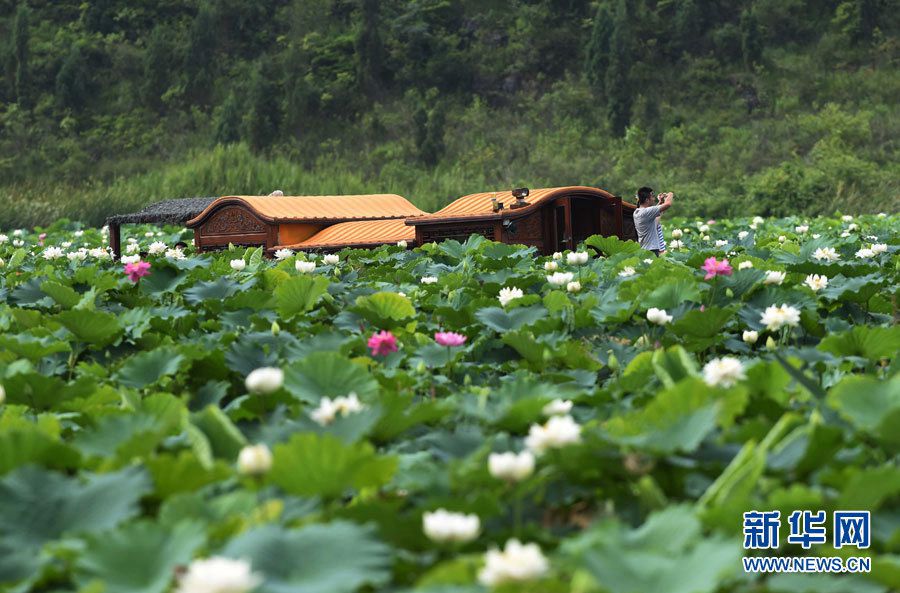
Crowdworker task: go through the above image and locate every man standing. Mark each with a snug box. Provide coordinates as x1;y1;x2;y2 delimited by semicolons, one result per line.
633;187;674;256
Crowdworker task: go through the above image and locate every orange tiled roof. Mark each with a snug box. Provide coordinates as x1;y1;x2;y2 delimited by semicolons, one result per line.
409;186;626;224
187;194;426;226
275;219;415;250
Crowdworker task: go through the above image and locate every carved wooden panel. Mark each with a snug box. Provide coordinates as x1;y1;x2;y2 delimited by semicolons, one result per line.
202;206;267;236
622;215;638;241
420;224;495;244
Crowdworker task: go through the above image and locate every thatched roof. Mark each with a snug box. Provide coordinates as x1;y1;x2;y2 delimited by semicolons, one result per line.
106;197;218;225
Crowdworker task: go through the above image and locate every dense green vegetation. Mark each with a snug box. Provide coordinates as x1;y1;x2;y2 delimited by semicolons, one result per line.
0;0;898;228
0;214;897;592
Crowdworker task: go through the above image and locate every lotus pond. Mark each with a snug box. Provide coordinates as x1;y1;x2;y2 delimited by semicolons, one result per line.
0;213;897;593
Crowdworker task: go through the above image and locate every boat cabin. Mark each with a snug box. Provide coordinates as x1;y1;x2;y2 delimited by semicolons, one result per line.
107;186;637;256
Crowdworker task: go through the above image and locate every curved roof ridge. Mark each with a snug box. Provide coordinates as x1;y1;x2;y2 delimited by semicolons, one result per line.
187;193;426;226
408;185;625;225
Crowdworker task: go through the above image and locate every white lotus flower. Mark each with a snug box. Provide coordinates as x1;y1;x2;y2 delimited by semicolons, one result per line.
237;444;273;476
763;271;786;285
42;246;65;260
715;240;728;247
175;556;262;593
760;304;801;331
646;307;673;325
269;189;284;196
669;239;684;249
421;276;438;284
566;251;588;265
752;216;764;225
848;223;858;231
812;247;839;262
877;212;886;218
74;230;84;237
125;243;140;254
566;281;581;293
643;258;653;264
618;266;636;277
230;259;246;271
702;357;746;388
88;247;111;259
855;248;874;259
295;260;316;273
274;248;293;260
671;228;683;239
127;237;138;244
778;235;786;243
323;254;339;265
148;241;167;255
525;415;581;455
699;224;710;233
60;241;72;248
422;509;480;543
0;234;7;243
144;231;155;237
701;235;710;241
743;330;758;344
67;250;88;262
738;230;750;240
498;286;524;307
546;271;574;287
478;539;549;586
543;261;558;272
552;251;562;260
841;214;853;222
871;243;887;254
804;274;828;292
542;399;573;416
840;231;850;238
120;254;141;264
795;225;809;234
166;247;186;260
12;239;24;247
397;240;408;248
488;451;535;482
245;367;283;394
310;393;365;426
812;233;821;239
738;261;754;270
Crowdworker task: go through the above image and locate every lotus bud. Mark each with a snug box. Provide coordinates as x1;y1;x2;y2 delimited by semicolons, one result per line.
607;351;619;372
766;336;777;350
271;321;280;335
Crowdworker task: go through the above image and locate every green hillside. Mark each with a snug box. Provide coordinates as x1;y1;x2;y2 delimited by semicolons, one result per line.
0;0;898;228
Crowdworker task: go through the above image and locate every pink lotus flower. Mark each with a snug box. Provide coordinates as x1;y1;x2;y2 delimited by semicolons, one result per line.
702;257;733;280
368;330;398;356
124;260;151;282
435;331;467;347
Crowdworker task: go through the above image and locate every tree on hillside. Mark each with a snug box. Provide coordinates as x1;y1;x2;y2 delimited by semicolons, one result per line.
184;2;218;107
605;0;633;137
674;0;703;55
585;2;613;95
143;26;171;113
213;92;242;145
246;60;281;152
85;0;116;34
56;45;89;112
12;3;30;107
740;9;762;69
355;0;385;96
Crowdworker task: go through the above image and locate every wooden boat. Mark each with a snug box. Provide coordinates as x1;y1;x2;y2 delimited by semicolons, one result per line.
107;186;637;257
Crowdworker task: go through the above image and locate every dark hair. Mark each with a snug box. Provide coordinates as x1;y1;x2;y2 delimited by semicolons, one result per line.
636;186;654;204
